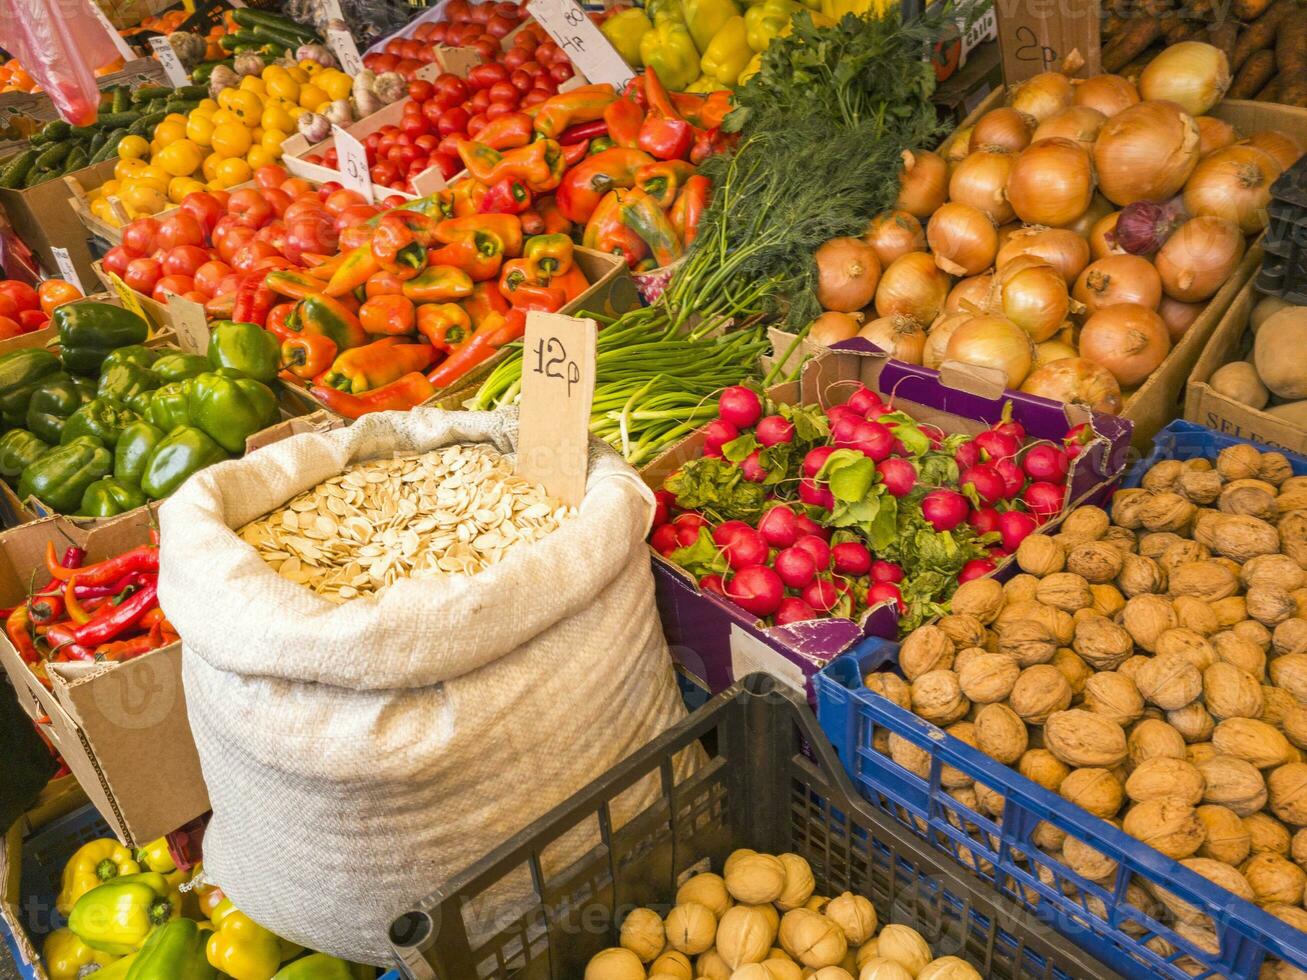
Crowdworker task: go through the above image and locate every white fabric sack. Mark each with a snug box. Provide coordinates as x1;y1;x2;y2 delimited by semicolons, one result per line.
158;408;687;964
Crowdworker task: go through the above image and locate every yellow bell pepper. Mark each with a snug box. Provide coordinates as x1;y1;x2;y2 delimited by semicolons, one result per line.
645;0;685;24
700;16;752;87
601;8;653;66
56;840;141;916
639;20;702;92
43;928;120;980
683;0;741;51
206;899;283;980
135;837;176;875
738;51;763;84
686;74;721;92
744;0;799;50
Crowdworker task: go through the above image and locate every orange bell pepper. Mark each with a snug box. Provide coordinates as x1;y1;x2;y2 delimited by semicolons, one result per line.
358;294;417;336
280;334;338;380
321;338;437;393
416;303;472;353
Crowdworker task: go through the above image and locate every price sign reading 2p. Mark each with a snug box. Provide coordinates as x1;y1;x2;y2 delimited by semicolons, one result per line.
516;311;597;507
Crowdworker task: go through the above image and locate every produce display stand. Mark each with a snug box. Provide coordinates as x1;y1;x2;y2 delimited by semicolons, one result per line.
386;673;1113;979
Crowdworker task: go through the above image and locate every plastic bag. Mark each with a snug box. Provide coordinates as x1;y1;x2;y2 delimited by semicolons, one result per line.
0;0;121;125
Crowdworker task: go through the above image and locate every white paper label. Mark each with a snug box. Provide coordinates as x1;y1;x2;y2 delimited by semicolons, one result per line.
327;27;365;76
148;36;190;87
90;3;138;61
165;292;210;354
729;625;807;694
526;0;633;88
321;0;346;18
50;248;83;293
332;124;373;199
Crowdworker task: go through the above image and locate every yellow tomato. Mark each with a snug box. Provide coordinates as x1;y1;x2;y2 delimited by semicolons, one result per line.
185;114;215;148
210;122;253;158
210;108;241;128
295;61;319;77
194;98;219;115
214;156;252;188
264;73;300;104
90;197;120;227
164;112;188;126
153;119;187;145
168;176;205;203
228;89;264;124
298;83;328;110
217;88;238;111
201;153;223;182
262;64;288;79
317;70;351;102
114;157;148;181
155;139;203;178
261;128;288;152
288;104;308;120
116;135;150;160
238;74;266;96
99;179;120;197
120;183;167;214
260;103;295;134
135;165;172;192
245;145;278;169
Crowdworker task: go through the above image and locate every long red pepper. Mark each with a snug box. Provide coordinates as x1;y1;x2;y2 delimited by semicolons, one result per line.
46;542;157;585
46;623;95;662
6;607;38;664
72;580;158;647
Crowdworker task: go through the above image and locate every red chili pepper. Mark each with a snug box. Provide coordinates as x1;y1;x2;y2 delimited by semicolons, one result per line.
72;580;158;648
140;607;166;629
560;140;590;168
47;623;95;662
425;309;527;389
28;594;64;625
6;606;38;665
47;542;158;585
94;633;163;663
558;119;608;144
74;571;142;599
65;578;91;624
480;177;534;216
643;67;682;122
233;274;276;326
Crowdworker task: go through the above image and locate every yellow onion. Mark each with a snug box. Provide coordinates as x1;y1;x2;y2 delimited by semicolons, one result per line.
1154;215;1245;302
927;202;998;276
1072;74;1140;117
1158;295;1205;341
945;315;1034;387
1021;357;1124;413
1094;101;1201;205
858;314;928;364
924;312;972;369
863;210;925;268
875;251;952;322
1033;339;1080;369
1074;254;1163;312
1197;116;1238;157
1033;106;1107;153
1241;130;1304;172
809;311;864;346
948;148;1015;223
1010;72;1074;122
996;226;1090;284
1079;304;1171;387
970;107;1034;153
816;237;881;312
1066;193;1115;240
1089;211;1124;259
994;256;1078;342
945;127;974;165
996;221;1024;250
896;149;949;218
1139;41;1231;116
944;274;993;314
1007;138;1096;228
1183;144;1281;233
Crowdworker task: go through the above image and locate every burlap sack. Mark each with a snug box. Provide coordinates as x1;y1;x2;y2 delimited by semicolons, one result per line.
158;408;686;964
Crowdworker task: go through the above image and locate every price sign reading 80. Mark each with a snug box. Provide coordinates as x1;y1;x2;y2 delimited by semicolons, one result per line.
531;334;582;397
526;0;635;87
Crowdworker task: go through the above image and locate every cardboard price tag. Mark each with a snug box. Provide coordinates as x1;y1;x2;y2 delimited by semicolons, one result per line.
166;293;210;354
89;2;139;62
327;27;365;76
332;124;374;199
50;249;84;293
516;311;597;507
995;0;1097;82
148;37;191;87
107;271;149;323
526;0;634;88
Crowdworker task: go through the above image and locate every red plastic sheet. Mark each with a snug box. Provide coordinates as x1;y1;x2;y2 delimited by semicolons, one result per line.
0;0;121;124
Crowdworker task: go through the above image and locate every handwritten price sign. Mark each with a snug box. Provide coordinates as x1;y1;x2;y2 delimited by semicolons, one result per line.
525;0;634;88
148;36;190;87
332;124;374;200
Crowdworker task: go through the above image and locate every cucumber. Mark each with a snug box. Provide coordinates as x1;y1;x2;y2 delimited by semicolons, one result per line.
232;8;319;41
191;59;232;84
0;149;37;189
249;23;308;48
131;85;173;104
112;85;131;114
64;147;89;173
174;84;208;100
88;132;108;158
127;112;167;137
70;125;98;141
92;112;142;131
163;99;201;115
258;42;289;59
23;168;54;188
31;120;70;145
90;130;127;164
34;142;70;171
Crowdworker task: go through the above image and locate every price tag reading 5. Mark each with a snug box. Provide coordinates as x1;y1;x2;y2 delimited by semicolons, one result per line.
517;311;597;507
332;124;374;200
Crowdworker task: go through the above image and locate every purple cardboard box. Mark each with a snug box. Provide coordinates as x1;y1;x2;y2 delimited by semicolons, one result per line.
646;341;1134;699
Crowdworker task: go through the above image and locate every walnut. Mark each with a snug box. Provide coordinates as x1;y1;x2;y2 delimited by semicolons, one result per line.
975;702;1028;764
1282;511;1307;541
1199;755;1269;815
1260;452;1294;486
724;853;786;905
1053;647;1093;695
1123;798;1205;858
1269;653;1307;702
1246;811;1292;855
1112;489;1151;530
1062;831;1119;881
863;672;911;709
1062;541;1124;584
1090;583;1127;619
1152;858;1254;924
910;670;969;725
998;599;1074;645
1281;475;1307;496
1083;671;1146;726
958;653;1020;704
1139;493;1198;533
1003;573;1040;605
950;577;1005;623
1172;596;1220;636
1019;748;1070;792
1125;756;1205;806
1009;664;1073;724
1118;654;1149;682
775;854;816;912
1121;594;1178;652
1262;686;1298;728
1044;709;1128;767
900;626;955;681
664;902;717;955
953;646;988;674
1218;443;1264;482
1069;614;1132;670
941;722;978;788
1178;468;1223;505
777;909;847;968
997;619;1059;667
1168;561;1240;601
1063;505;1110;541
1274;619;1307;657
1212;631;1267;680
1197;805;1252;865
1129;718;1187;768
1244;555;1307;594
824;892;876;946
1212;596;1249;627
1277;490;1307;520
1206;514;1283;563
1293;828;1307;870
1135;652;1203;710
1144;460;1186;493
1117;553;1167;597
1017;534;1065;576
1243;852;1306;907
1213;718;1293;769
1204;662;1266;720
1232;619;1272;652
1155;628;1217;671
676;873;731;919
1248;587;1298;627
936;613;987;650
1222;485;1277;523
1187;741;1219;765
1140;532;1185;560
1036;572;1094;613
1269;763;1307;826
888;732;930;779
1061;767;1125;818
1168;701;1216;743
1101;526;1139;554
1159;543;1211;578
714;905;774;968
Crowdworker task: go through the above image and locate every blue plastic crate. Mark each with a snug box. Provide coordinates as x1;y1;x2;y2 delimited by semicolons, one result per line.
1122;420;1307;489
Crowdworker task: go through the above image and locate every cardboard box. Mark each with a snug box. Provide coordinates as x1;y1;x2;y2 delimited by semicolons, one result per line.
0;159;117;288
993;0;1099;85
1185;279;1307;453
0;511;208;846
643;342;1132;698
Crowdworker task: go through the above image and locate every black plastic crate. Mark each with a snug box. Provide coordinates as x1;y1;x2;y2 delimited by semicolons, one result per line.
386;676;1117;979
1257;152;1307;304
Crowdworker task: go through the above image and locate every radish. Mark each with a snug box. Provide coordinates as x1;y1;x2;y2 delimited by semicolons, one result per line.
703;418;739;454
758;506;801;547
956;440;980;471
922;489;969;532
756;415;795;446
723;528;769;570
997;510;1038;551
775;597;819;626
653;489;676;525
989;545;1010;559
673;512;708;547
1063;422;1093;460
871;560;904;584
775;547;818;588
650;524;679;556
1023;443;1070;482
831;416;863;447
891;438;909;456
803;445;837;477
994;458;1025;498
718;386;762;429
961;464;1006;507
958;558;996;582
994;418;1027;443
851;420;894;461
1023;481;1064;518
799;478;835;509
794;514;830;540
878;457;917;497
847;386;882;416
920;423;945;449
969;507;1001;535
712;520;753;547
700;573;727;596
832;542;872;575
827;404;862;428
868;581;906;614
794;534;831;570
802;577;840;612
741;450;768;483
975;429;1020;461
726;565;784;616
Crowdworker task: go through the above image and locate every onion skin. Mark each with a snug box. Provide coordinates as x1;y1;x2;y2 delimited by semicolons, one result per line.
948;148;1015;223
944;315;1034;387
1111;198;1185;255
809;311;864;346
1033;106;1107;153
1033;339;1079;370
1021;357;1124;413
1079;304;1171;387
858;314;928;364
1072;74;1140;117
927;202;998;276
875;251;952;322
945;127;974;165
1089;211;1124;260
1066;193;1115;240
1241;131;1303;173
1154;215;1245;303
1094;101;1202;206
1196;116;1237;157
1158;295;1205;341
816;237;882;312
996;227;1090;284
896;149;948;218
970;107;1034;153
1073;254;1163;312
924;312;971;369
1007;138;1096;228
1011;72;1074;122
1183;144;1281;234
945;274;993;315
1138;41;1231;116
863;210;925;268
995;256;1075;343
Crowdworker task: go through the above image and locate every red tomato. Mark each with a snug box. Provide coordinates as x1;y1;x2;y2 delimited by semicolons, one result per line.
371;161;399;185
486;12;517;37
550;62;574;83
537;41;562;65
437;133;462;158
434;74;469;106
214;273;243;298
214;224;257;264
383;194;408;208
522;88;551;107
407;79;434;102
193;260;232;297
502;47;528;70
395;59;423;80
253;164;289;190
123;257;162;295
152;274;195;302
323;189;370;216
317;180;344;200
370;53;399;73
157;211;206;249
485;101;516;121
468;88;491;113
414;133;439;152
324;147;339;167
508;69;533;93
468;63;508;90
162;245;211;278
101;246;133;278
283;199;326;224
335;205;379;232
285;215;338;261
400;113;428;137
0;293;15;318
468;2;491;23
262;187;294;217
365;131;383;153
437;106;470;137
178;193;223;237
0;316;21;339
230;240;280;274
181;290;207;305
488;81;519;105
121;217;160;257
514;29;538;51
279;177;314;198
424;22;446;42
466;113;489;137
447;0;470;19
16;310;46;331
225;188;274;230
431;152;462;180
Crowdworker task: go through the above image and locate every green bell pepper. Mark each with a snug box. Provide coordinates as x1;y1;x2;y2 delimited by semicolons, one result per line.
140;426;229;499
98;362;162;406
101;345;159;372
744;0;798;50
639;20;702;92
114;421;165;487
55;302;149;378
188;372;277;454
0;348;62;427
18;437;113;513
207;321;280;384
89;952;139;980
683;0;739;51
0;429;50;482
79;477;147;517
25;374;95;444
146;382;193;432
601;8;652;66
272;954;356;980
60;399;139;449
123;917;215;980
67;873;178;956
152;352;210;384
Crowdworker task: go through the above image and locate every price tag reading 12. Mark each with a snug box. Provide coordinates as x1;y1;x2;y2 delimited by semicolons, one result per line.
526;0;635;89
332;124;373;200
516;311;597;507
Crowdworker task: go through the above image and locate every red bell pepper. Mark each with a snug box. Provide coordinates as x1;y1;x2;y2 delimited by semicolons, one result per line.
473;112;535;150
435;214;524;258
555;147;655;223
669;174;711;247
416;303;472;353
618;187;685;267
281;334;338;380
643;67;681;121
528;84;618;139
425;309;527;389
603;97;645;149
463;280;511;330
560;140;590;168
321;338;437;393
480;177;534;215
265;269;326;300
265;302;298;342
325;243;382;297
634;160;696;208
358;294;418;336
233;274;276;326
427;240;503;283
403;265;475;303
637;116;694;162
